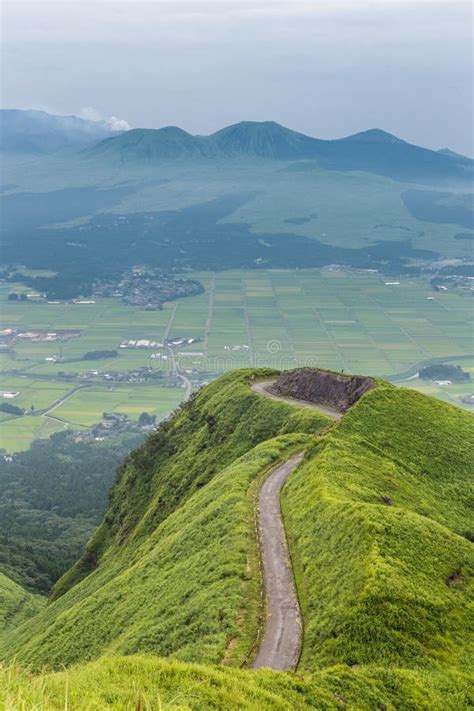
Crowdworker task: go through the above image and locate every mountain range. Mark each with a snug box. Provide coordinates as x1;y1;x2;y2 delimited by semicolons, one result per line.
1;110;473;300
1;109;472;185
88;121;473;184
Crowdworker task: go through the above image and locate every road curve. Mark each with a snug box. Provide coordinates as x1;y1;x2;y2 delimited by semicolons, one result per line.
252;453;304;671
251;380;342;420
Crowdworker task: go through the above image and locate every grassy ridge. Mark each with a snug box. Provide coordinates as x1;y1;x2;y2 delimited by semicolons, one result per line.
2;655;472;710
52;369;329;599
1;369;472;707
282;384;474;672
1;370;329;668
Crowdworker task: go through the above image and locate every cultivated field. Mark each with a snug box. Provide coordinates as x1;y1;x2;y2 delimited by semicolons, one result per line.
0;269;472;450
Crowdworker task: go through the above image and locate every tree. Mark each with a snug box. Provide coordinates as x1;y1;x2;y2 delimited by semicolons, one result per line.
138;412;156;427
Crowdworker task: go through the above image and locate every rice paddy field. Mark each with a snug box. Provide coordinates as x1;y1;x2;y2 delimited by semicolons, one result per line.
0;269;472;450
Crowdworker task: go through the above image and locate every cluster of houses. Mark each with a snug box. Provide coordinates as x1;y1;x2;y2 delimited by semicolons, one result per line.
119;336;200;350
0;328;79;343
79;367;169;383
120;339;164;349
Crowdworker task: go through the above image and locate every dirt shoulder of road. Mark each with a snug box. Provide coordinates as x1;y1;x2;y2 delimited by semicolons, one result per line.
250;380;342;420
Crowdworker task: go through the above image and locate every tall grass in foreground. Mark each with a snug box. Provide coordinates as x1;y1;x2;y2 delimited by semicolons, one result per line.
1;656;473;710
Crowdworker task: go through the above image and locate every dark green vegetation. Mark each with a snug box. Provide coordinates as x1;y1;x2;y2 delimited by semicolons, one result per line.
83;349;118;360
419;363;470;382
1;191;437;300
0;429;143;593
0;401;24;416
402;190;474;230
2;114;473;298
1;368;472;709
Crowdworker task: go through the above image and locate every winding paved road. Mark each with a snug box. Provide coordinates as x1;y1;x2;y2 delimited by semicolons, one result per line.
252;453;304;671
250;379;342;670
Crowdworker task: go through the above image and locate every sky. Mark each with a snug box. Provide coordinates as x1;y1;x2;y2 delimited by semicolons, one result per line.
1;0;473;155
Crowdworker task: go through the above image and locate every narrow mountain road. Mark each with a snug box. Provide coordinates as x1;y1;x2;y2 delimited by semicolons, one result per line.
252;453;304;671
250;379;342;671
251;380;342;420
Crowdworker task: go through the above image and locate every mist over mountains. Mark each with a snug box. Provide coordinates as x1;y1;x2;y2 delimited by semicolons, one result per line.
1;109;472;300
0;109;123;154
1;109;472;186
85;120;472;185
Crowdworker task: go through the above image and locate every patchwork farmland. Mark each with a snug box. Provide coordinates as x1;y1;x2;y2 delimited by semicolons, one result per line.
0;269;472;450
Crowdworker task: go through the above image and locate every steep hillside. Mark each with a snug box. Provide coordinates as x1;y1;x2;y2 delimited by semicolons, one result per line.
283;384;473;671
2;370;330;668
1;368;472;708
89;126;214;162
0;571;45;639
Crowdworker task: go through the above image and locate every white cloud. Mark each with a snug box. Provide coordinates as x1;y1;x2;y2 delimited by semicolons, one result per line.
79;107;131;131
107;116;131;131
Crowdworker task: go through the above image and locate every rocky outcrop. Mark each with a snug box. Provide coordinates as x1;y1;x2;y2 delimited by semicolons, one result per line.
272;368;374;413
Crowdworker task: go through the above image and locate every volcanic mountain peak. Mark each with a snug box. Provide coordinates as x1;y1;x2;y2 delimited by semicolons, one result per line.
342;127;407;144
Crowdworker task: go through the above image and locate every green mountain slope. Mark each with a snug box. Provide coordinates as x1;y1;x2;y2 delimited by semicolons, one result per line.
0;570;45;639
86;120;472;184
3;117;472;300
283;384;473;671
1;370;330;668
1;368;473;708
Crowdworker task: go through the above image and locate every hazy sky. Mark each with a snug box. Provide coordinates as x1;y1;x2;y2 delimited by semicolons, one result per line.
2;0;473;155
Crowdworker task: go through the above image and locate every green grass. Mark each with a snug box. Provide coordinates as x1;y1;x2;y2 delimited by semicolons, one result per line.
51;384;184;428
1;370;330;668
2;655;472;710
282;384;474;672
1;268;472;450
0;368;473;707
1;270;471;383
0;571;45;640
0;415;66;452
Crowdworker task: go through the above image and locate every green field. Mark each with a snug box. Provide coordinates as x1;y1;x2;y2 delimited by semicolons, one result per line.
1;269;472;450
51;385;185;428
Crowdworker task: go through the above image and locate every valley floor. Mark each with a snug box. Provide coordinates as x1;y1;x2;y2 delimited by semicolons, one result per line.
1;269;472;451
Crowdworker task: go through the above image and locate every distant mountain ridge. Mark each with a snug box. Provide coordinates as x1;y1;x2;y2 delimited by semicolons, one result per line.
87;120;473;184
0;109;123;154
2;109;472;183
